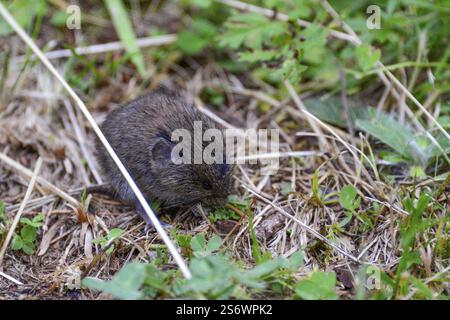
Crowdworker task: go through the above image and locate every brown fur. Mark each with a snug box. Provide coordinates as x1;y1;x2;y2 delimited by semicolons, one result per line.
94;90;234;223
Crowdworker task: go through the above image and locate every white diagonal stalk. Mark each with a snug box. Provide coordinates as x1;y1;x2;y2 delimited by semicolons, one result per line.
0;2;191;279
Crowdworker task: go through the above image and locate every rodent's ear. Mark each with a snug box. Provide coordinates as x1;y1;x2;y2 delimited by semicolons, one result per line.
149;137;173;167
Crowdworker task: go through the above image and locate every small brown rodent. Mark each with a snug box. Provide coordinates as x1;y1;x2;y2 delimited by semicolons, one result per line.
94;90;234;226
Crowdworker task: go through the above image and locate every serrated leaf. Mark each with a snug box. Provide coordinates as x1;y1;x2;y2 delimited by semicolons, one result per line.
219;13;285;49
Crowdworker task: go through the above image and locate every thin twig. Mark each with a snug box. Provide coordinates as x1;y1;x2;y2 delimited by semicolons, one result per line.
14;34;177;62
0;270;23;285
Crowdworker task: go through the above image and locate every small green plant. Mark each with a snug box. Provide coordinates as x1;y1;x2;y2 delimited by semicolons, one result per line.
190;234;222;257
92;228;123;254
82;262;148;300
176;18;218;55
208;207;240;223
11;213;44;255
104;0;145;76
295;271;338;300
392;192;433;298
338;185;361;227
83;232;306;300
309;169;324;206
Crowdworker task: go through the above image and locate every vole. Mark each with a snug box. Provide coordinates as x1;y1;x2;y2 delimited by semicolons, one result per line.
94;90;234;227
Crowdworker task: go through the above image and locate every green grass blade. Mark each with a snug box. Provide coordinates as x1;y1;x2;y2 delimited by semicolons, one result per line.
104;0;145;77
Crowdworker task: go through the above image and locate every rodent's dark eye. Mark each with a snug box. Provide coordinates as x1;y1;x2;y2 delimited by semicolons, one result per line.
202;180;213;190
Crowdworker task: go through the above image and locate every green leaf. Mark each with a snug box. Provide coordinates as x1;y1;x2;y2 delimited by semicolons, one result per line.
108;228;123;240
379;150;406;163
0;201;5;222
82;263;147;300
21;243;35;255
409;165;426;178
288;0;312;19
185;255;240;298
0;0;47;36
176;234;192;249
339;211;353;227
239;50;280;63
281;252;304;271
275;58;308;84
303;98;370;128
176;19;218;55
206;235;222;252
409;277;434;299
301;25;328;64
245;258;282;278
20;225;37;243
356;109;427;164
21;213;44;228
11;235;24;250
192;0;212;8
339;185;360;211
209;207;240;223
50;10;70;27
355;44;381;72
281;182;293;195
176;31;208;55
219;13;285;49
191;234;207;252
295;271;338;300
104;0;145;76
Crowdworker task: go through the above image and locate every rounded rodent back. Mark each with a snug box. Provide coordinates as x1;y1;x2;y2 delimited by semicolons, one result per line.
95;90;234;209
